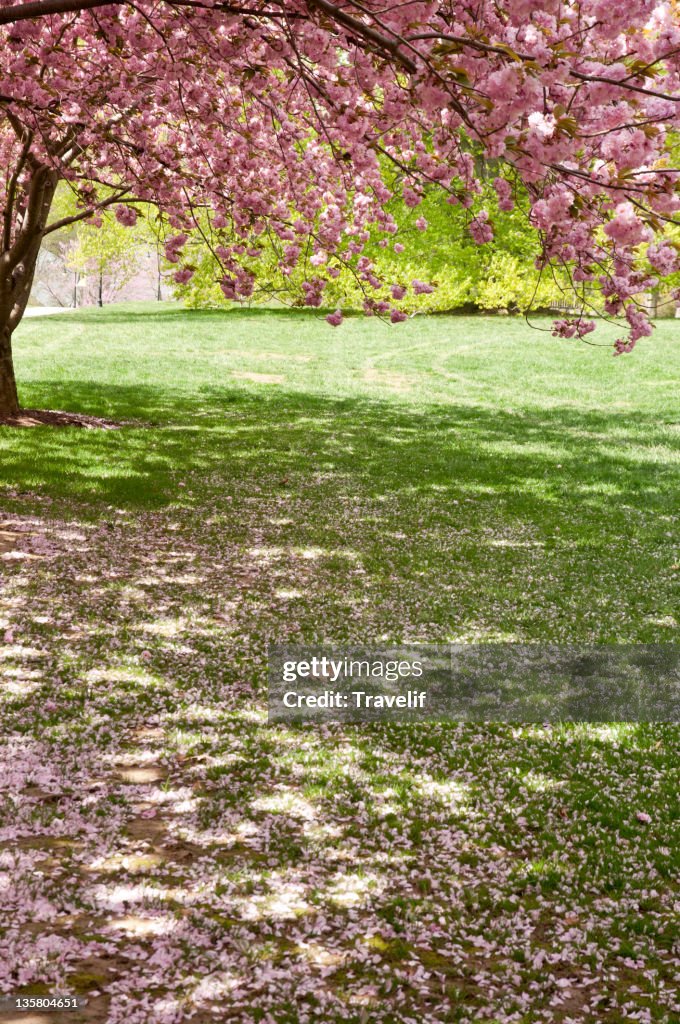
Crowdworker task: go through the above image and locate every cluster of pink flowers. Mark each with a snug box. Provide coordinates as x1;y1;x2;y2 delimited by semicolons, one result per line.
1;0;679;346
301;278;325;308
647;241;679;277
493;178;514;213
468;212;494;246
603;203;653;248
114;205;138;227
164;235;188;265
412;279;435;295
552;318;596;340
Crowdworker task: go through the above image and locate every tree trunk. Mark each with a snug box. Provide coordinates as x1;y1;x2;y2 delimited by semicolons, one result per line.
0;323;20;419
0;162;59;417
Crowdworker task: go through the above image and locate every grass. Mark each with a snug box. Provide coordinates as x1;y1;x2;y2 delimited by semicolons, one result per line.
0;303;678;1023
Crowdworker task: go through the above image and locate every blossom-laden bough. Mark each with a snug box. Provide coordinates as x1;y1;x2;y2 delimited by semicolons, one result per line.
1;0;680;416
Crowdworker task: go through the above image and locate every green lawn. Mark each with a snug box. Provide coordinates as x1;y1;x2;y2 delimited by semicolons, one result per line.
0;304;678;1023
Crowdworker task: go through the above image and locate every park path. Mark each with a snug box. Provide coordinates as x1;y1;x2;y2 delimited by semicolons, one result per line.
22;308;74;318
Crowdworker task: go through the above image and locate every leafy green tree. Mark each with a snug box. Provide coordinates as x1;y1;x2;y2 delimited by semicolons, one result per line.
172;181;568;314
63;210;144;307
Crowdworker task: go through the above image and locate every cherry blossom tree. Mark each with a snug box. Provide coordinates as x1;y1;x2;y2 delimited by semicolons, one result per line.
1;0;679;417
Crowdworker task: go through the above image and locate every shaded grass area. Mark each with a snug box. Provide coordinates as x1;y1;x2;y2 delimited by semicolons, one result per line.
0;305;678;1022
4;302;679;640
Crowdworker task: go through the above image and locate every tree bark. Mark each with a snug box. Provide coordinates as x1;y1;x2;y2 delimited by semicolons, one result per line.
0;322;20;418
0;162;58;418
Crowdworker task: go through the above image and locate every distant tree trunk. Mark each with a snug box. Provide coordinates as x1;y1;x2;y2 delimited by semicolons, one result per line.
98;270;103;307
157;248;162;301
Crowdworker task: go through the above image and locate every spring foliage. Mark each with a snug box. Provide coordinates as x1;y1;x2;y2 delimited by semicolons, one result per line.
1;0;680;359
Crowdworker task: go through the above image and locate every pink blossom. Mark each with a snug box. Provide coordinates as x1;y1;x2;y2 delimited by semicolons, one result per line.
469;211;493;245
403;188;422;208
528;111;556;140
412;279;434;295
114;205;138;227
164;235;188;265
647;241;678;276
604;203;653;247
493;177;514;212
552;318;596;339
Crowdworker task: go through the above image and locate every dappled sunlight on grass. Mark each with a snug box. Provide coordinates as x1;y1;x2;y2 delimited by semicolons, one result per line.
251;792;318;821
0;307;677;1020
521;772;564;793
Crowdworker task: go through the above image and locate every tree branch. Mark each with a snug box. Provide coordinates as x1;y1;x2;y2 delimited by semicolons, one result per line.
4;165;58;272
42;187;132;235
0;0;118;25
0;0;299;26
292;0;417;72
3;127;35;252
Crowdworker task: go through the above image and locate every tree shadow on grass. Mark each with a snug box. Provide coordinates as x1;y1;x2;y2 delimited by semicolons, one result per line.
0;380;676;521
0;376;677;1019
